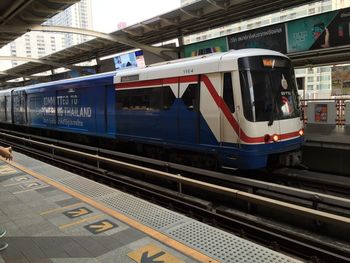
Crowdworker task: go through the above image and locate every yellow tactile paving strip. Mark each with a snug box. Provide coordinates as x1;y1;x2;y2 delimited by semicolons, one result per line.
2;158;219;263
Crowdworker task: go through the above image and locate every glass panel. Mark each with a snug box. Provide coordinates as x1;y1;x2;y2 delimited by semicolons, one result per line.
117;86;175;111
239;56;300;122
182;83;198;110
223;73;235;113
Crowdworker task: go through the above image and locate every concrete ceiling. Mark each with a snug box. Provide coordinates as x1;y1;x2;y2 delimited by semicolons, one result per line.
0;0;79;48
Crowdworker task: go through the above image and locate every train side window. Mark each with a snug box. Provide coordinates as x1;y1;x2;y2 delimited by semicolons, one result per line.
117;86;175;111
223;72;235;113
163;86;176;110
149;88;162;110
182;83;198;110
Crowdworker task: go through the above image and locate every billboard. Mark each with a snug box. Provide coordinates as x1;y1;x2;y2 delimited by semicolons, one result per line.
183;37;228;57
113;50;145;70
183;7;350;57
286;11;337;53
228;24;287;53
332;65;350;96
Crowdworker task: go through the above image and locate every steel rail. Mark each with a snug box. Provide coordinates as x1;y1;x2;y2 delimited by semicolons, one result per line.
1;131;349;228
2;137;350;263
0;128;348;210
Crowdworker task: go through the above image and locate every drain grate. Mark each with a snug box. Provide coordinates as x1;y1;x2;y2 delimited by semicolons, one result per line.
62;177;117;198
101;194;185;230
168;221;297;263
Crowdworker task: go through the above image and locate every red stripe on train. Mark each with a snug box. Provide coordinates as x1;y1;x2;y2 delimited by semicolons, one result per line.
116;75;198;88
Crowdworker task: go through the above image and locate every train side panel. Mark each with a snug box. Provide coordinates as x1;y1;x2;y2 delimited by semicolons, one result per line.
14;74;117;138
115;76;220;145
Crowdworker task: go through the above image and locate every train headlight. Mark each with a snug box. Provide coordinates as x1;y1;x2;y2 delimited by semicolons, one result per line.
272;134;279;142
299;129;304;136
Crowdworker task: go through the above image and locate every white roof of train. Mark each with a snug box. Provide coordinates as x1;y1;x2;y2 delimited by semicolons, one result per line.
114;48;288;84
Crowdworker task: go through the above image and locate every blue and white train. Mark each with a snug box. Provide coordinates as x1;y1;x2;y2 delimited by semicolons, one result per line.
0;49;304;170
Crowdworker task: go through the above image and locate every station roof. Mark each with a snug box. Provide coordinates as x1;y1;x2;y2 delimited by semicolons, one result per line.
0;0;334;85
0;0;79;49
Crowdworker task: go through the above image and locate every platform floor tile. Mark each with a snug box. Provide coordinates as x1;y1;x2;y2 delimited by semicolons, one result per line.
0;153;303;263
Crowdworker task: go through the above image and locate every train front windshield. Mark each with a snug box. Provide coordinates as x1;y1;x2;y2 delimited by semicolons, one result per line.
239;56;301;124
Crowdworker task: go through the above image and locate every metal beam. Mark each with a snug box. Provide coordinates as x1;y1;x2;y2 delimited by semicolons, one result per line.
46;0;77;3
30;25;178;60
159;17;180;26
140;22;160;32
179;8;202;18
20;12;46;22
206;0;228;9
121;29;144;37
0;56;87;73
31;2;60;14
0;70;41;80
0;0;34;25
0;25;177;60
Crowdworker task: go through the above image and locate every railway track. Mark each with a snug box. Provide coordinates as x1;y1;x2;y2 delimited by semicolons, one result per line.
0;130;349;262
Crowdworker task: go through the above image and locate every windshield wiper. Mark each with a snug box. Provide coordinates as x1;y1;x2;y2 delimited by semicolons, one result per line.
268;111;274;126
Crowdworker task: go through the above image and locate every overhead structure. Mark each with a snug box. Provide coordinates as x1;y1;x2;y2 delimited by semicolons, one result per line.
289;46;350;68
0;55;89;73
0;0;331;86
0;0;80;85
0;0;79;49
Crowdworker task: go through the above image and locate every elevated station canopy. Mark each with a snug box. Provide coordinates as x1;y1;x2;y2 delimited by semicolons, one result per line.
0;0;79;49
0;0;332;86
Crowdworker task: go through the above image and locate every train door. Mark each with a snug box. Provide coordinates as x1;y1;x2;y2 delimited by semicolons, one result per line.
4;95;11;123
220;72;237;145
12;90;27;125
178;76;200;144
0;96;5;122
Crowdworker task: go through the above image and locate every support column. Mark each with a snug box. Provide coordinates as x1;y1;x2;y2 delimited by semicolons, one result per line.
95;55;101;73
177;31;185;58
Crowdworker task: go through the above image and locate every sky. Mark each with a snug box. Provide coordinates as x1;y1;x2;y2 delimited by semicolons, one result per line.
91;0;181;33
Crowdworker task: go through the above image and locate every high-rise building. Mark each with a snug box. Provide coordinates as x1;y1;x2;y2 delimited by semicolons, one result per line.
45;0;93;47
181;0;350;99
0;0;93;71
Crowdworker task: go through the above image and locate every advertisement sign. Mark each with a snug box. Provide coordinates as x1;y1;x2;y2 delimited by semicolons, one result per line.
332;65;350;96
328;9;350;47
114;50;145;70
228;24;287;53
286;10;350;53
182;7;350;58
183;37;228;57
315;103;328;122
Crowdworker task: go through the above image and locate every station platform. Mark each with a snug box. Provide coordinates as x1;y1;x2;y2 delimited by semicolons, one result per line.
0;152;302;263
303;125;350;175
304;125;350;149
